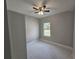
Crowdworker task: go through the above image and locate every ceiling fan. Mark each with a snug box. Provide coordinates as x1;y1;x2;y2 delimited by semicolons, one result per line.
33;4;50;15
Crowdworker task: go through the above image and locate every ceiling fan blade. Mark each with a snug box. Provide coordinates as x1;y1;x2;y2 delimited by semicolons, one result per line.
34;12;39;13
44;10;50;12
33;7;39;10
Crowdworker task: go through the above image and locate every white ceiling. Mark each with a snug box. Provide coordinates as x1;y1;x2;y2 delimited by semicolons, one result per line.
6;0;74;18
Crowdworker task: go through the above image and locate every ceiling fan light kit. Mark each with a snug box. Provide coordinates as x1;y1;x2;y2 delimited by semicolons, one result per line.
38;11;44;15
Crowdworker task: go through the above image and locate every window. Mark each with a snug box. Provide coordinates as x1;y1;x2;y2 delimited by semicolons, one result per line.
43;22;51;37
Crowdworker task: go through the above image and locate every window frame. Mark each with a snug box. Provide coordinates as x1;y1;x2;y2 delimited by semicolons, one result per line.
43;22;51;37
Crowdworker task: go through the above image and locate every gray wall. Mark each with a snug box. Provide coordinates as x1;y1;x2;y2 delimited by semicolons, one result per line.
7;11;26;59
25;16;39;43
39;11;74;47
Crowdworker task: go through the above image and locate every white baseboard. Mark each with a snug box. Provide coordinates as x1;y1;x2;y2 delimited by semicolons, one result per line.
41;39;73;50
